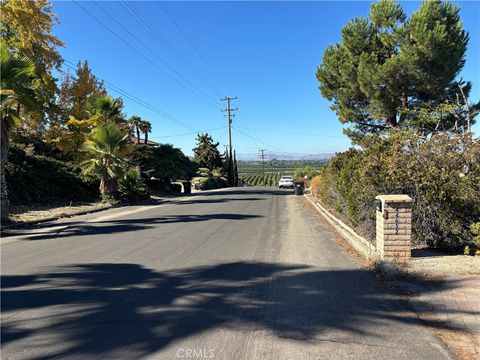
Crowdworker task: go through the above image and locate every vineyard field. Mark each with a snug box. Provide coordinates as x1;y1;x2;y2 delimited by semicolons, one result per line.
240;173;284;187
238;159;326;187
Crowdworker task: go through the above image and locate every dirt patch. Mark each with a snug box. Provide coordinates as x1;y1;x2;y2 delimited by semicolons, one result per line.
9;202;111;224
423;316;479;360
407;252;480;278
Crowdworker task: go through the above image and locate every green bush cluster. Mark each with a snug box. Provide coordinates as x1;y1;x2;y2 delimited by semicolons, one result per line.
131;144;196;183
314;133;480;250
192;168;228;190
5;145;99;204
118;168;149;201
293;166;320;181
464;223;480;256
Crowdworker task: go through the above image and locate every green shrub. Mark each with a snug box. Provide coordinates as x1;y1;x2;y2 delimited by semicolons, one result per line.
192;168;228;190
314;133;480;250
119;168;149;201
10;130;67;161
310;175;322;197
465;223;480;256
5;145;99;205
131;144;196;183
294;166;320;180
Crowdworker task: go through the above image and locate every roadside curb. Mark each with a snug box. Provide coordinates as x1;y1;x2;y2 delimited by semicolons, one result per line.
0;187;236;232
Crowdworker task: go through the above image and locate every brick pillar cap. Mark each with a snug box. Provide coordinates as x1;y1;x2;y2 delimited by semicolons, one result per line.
375;194;412;203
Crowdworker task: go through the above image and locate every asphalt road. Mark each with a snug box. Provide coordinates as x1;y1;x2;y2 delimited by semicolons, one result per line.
1;188;454;359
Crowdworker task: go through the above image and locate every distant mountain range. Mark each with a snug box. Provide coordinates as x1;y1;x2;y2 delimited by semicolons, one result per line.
236;151;335;161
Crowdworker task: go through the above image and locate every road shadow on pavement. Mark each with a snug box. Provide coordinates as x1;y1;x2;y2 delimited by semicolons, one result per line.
1;261;470;359
5;213;263;241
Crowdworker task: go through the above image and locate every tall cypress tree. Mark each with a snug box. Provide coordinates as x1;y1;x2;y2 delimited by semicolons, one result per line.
233;150;239;187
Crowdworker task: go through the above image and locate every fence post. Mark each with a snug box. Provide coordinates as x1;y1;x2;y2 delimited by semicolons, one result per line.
375;195;412;263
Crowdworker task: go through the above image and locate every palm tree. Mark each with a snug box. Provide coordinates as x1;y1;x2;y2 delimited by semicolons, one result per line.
0;42;37;220
139;120;152;144
128;115;142;143
86;95;123;124
80;124;132;200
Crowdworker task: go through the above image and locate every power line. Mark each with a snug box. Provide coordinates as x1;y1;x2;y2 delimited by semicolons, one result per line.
150;127;226;139
93;1;221;110
156;2;264;149
235;112;260;147
217;127;229;147
73;1;221;111
120;1;225;99
234;127;258;151
233;126;344;138
63;60;201;133
232;126;299;156
158;2;236;96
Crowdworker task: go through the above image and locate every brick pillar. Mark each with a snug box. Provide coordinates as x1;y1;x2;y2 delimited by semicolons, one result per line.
375;195;412;263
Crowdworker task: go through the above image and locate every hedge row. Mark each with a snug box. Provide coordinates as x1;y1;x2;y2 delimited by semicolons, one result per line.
5;145;99;205
311;133;480;250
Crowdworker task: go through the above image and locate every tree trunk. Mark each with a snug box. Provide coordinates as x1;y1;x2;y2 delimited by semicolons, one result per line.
387;114;397;127
99;177;118;200
1;116;11;222
136;126;140;143
144;132;148;144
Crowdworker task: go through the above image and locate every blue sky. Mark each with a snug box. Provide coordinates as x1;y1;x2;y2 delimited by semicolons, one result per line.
53;1;480;157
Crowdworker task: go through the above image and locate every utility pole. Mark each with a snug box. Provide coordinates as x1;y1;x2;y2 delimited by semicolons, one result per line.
259;149;267;187
221;97;238;159
221;97;237;186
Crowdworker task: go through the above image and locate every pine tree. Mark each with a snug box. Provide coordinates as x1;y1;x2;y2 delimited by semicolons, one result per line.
316;0;474;141
192;133;222;170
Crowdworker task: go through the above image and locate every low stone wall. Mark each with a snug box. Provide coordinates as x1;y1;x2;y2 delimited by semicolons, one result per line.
305;194;412;264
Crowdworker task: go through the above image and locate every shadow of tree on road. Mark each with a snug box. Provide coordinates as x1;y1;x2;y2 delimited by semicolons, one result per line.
4;213;263;240
1;261;470;359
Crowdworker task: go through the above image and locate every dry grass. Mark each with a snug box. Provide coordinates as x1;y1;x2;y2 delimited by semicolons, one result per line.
9;202;111;223
413;310;479;360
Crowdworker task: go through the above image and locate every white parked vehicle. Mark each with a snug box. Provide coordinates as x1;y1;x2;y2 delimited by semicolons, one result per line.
278;176;294;188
